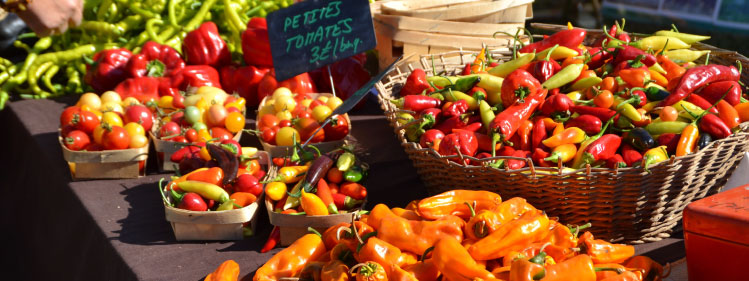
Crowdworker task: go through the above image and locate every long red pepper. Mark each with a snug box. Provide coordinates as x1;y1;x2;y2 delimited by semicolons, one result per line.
621;144;643;167
531;118;547;151
434;116;467;134
394;95;441;112
698;80;742;106
613;45;656;66
570;105;618;121
565;114;602;135
520;29;587;53
686;94;719;113
661;65;740;106
261;226;281;253
582;134;622;164
606;154;627;169
700;114;733;139
490;89;548;139
586;47;615;70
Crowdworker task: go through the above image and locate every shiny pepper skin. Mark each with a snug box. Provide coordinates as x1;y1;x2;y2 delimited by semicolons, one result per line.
437;129;478;160
84;48;133;93
469;210;551;260
401;68;435;96
242;18;272;67
377;213;464;255
183;21;231;68
253;233;326;281
418;190;502;221
501;69;542;108
433;236;497;281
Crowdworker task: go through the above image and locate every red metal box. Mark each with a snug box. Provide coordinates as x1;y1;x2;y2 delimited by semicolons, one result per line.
683;185;749;281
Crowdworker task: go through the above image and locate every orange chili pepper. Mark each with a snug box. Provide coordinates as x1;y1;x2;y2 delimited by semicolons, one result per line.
340;222;375;252
377;214;465;255
433;236;497;281
321;260;350;281
354;262;388;281
552;122;565;136
469;210;551;260
595;263;627;280
329;243;351;262
509;258;545;281
717;100;740;129
254;232;327;281
599;271;643;281
736;102;749;122
417;190;502;221
579;231;635;264
576;69;597;81
402;258;440;281
367;204;398;230
518;119;534;151
471;46;488;73
648;70;668;87
619;68;650;88
389;264;418;281
540;254;596;281
601;77;617;93
229;192;256;208
657;55;685;82
354;236;403;275
399;251;419;267
540;221;589;249
624;256;665;281
464;197;537;240
186;167;224;186
391;207;422;220
299;261;325;281
168;167;209;192
675;123;698;156
205;260;240;281
502;243;573;267
323;223;351;249
543;127;586;148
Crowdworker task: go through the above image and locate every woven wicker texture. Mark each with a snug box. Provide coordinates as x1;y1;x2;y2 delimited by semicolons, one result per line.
374;24;749;243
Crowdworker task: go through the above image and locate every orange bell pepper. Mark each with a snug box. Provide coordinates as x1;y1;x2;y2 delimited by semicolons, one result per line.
417;190;502;220
464;197;537;240
377;214;465;255
354;236;404;274
540;254;596;281
402;259;440;281
619;68;650;88
433;236;497;281
254;232;327;281
599;271;643;281
624;256;665;281
579;231;635;264
595;263;627;280
205;260;240;281
509;258;545;281
391;208;422;220
389;264;419;281
367;204;398;230
405;200;419;211
469;210;551;260
354;262;388;281
321;260;350;281
735;102;749;122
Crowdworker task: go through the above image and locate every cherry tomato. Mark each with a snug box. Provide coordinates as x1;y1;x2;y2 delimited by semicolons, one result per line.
234;174;263;196
312;105;332;122
276;127;300;146
102;111;124;127
326;96;343;110
170;111;186;127
100;91;122;104
85;143;104;151
124;122;146;137
184;129;199;143
327;167;343;184
211;127;234;141
102;126;130;150
193;122;208;132
77;93;101;111
276;110;293;121
197;129;212;142
660;106;679;122
258;114;279;130
121;97;140;107
158;96;174;109
76;110;100;134
184;106;201;125
323;116;349;141
130;134;149;148
159;121;181;139
225;111;245;133
60;106;81;127
93;125;106;144
274;95;297;112
272;87;293;100
64;130;91;151
170;135;188;143
178;193;208;211
206;104;228;128
61;124;76;137
309;99;324;110
172;93;185;109
124;105;154;132
594;90;614;108
295;117;325;143
101;102;124;114
260;126;279;144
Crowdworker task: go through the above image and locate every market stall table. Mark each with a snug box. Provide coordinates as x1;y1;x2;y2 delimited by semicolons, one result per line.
0;96;686;280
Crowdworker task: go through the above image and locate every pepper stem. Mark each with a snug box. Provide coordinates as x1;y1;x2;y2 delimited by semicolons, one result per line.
307;227;322;238
464;201;477;218
421;246;435;262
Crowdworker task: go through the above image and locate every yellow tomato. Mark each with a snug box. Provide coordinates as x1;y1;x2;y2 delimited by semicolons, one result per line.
233;97;246;109
197;129;212;142
194;86;229;105
121;97;141;107
93;125;106;144
158;96;174;109
312;105;332;122
100;91;121;104
276;127;300;146
80;105;103;121
225;111;245;133
300;98;313;108
316;96;329;104
195;97;209;110
102;112;124;127
124;122;146;137
129;134;148;148
77;92;101;110
272;87;293;100
258;104;275;116
101;102;124;114
274;95;296;112
326;96;343;110
275;110;293;121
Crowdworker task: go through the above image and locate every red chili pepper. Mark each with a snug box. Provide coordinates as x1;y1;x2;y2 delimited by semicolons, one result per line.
462;63;472;75
586;47;615;70
621;144;643;167
475;132;501;152
501;69;542;108
531;118;547;151
170;65;221;90
420;129;445;150
541;93;573;116
128;41;185;78
462;122;483;133
469;87;487;101
657;133;680;154
220;65;270;107
401;69;435;96
700;113;733;139
661;65;740;106
517;119;534;151
438;129;478;161
472;152;492;165
420;108;442;121
434;115;467;135
532;147;554;167
242;17;272;67
443;99;469;117
613;45;656;67
531;56;562;83
582;134;622;164
114;77;161;102
686;94;719;113
592;24;618;47
570;105;618;121
565;114;602;135
261;226;281;253
491;89;548;139
508;150;530;170
183;22;231;68
84;48;132;93
520;28;587;53
393;95;442;112
697;80;742;106
606;154;627;169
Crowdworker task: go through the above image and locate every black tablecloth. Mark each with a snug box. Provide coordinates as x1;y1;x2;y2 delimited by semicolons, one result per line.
0;96;684;280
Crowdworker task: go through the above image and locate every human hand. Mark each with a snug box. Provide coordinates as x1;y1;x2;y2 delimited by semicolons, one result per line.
15;0;82;37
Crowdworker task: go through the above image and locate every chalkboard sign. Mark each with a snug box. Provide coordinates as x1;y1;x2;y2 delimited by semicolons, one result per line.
266;0;377;81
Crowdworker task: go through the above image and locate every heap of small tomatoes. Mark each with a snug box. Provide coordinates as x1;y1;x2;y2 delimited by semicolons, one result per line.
256;87;349;146
61;91;154;151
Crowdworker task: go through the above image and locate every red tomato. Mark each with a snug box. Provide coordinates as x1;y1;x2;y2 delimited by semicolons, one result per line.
60;106;81;127
295;117;325;143
234;174;263;196
323;116;349;141
184;129;198;143
211;127;234;141
309;99;324;110
260;126;279;144
64;130;91;151
171;135;188;143
61;124;76;137
206;104;228;128
75;110;100;134
102;126;130;150
279;120;292;128
159;121;181;139
170;111;186;127
172;94;185;109
124;105;154;132
258;114;279;130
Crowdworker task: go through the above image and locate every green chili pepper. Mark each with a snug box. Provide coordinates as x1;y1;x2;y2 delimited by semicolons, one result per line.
479;100;495;129
217;199;236;211
646;121;689;136
43;64;61;95
570;77;602;91
65;65;83;94
542;63;584;90
29;61;54;97
427;76;458;88
344;167;363;183
613;96;642;122
445;89;479;111
177;180;230;203
452;75;481;92
337;152;356;172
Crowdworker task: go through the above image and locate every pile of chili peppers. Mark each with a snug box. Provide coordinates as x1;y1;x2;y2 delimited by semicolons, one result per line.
254;189;667;281
395;22;748;172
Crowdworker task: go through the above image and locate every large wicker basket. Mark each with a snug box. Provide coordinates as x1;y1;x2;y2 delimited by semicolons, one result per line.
375;23;749;243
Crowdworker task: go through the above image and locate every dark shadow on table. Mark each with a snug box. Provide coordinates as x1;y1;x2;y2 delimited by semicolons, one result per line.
112;181;176;245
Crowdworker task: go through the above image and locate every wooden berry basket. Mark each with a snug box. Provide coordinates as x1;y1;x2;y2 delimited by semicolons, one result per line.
161;151;271;241
59;132;149;180
150;129;242;172
256;93;352;158
265;197;366;247
375;24;749;243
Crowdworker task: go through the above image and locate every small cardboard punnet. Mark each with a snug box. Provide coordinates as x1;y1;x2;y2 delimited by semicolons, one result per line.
150;129;242;172
161;150;270;241
266;196;366;246
257;93;351;158
59;131;148;180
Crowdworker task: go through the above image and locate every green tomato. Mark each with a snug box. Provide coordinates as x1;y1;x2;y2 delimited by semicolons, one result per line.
184;106;201;125
192;122;207;131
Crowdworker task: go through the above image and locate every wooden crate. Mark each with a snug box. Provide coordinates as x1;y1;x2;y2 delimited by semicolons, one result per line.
60;133;148;180
265;198;365;246
373;0;533;68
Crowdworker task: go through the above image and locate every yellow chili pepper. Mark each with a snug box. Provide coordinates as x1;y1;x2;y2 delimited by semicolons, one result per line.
283;180;305;210
544;143;577;164
177;181;230;203
673;100;705;120
274;165;308;183
643;146;669;172
633;36;690;51
489;52;535;78
265;182;287;201
301;190;329;216
570;77;602;91
654;30;710;44
535;45;579;61
445;90;478;111
542;127;586;148
663;49;710;63
543;64;584;90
